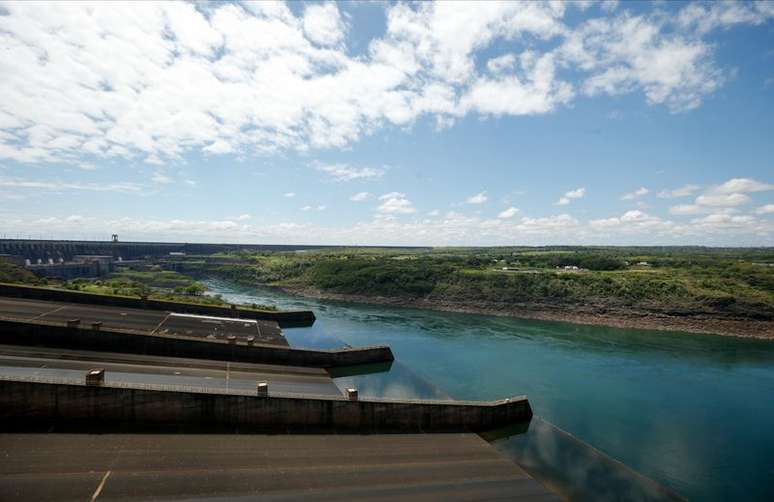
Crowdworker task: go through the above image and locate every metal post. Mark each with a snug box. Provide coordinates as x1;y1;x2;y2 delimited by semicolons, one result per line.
85;368;105;386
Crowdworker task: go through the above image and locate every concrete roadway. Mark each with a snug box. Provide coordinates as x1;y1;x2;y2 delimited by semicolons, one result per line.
0;433;561;501
0;344;341;396
0;296;287;346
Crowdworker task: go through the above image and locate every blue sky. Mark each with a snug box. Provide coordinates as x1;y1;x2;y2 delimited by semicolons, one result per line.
0;0;772;246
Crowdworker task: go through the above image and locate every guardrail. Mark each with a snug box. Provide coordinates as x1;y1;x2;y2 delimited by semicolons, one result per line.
0;374;532;433
0;317;393;368
0;283;315;327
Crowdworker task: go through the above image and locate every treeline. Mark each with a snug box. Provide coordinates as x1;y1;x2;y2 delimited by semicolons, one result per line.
189;246;774;320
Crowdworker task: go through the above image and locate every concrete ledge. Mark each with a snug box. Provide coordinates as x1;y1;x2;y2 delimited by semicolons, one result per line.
0;317;393;368
0;375;532;433
0;284;315;327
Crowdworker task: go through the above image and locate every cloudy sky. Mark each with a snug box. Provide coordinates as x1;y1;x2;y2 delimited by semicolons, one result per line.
0;0;773;246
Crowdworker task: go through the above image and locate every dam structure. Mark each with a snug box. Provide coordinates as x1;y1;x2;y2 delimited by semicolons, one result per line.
0;237;432;262
0;286;561;500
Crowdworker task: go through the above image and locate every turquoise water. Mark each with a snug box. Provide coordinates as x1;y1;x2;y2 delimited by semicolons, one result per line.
205;279;774;501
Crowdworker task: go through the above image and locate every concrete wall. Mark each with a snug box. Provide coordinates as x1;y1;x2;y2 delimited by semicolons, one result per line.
0;376;532;433
0;318;393;368
25;262;101;280
0;283;315;327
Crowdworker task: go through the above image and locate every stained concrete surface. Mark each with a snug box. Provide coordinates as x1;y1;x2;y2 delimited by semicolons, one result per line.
0;345;341;396
0;296;286;346
0;433;561;501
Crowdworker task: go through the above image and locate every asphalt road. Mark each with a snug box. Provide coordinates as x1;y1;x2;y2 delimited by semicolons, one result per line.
0;344;341;396
0;433;560;501
0;296;287;346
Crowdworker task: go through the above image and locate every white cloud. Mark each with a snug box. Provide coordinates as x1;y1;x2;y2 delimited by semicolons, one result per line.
497;206;520;219
621;187;649;200
349;191;370;202
754;204;774;215
301;206;312;212
667;178;773;213
302;2;347;47
316;205;327;211
314;163;385;181
677;1;774;34
377;192;415;214
657;184;700;198
427;209;440;217
556;187;585;205
0;177;141;193
713;177;774;194
466;191;488;204
236;214;251;221
0;2;768;166
590;210;672;233
695;192;750;207
669;204;705;216
151;173;172;184
284;192;296;198
4;206;772;246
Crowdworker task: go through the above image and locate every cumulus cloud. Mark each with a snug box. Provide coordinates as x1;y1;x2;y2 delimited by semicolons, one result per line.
657;184;701;198
466;191;488;204
377;192;415;214
0;1;769;166
669;204;705;216
695;192;750;207
621;187;649;200
4;205;772;246
350;191;370;202
314;163;385;181
497;206;520;219
556;187;585;205
302;2;347;47
236;214;251;221
0;177;141;193
284;192;296;198
561;9;726;112
713;177;774;194
668;178;773;213
677;1;774;34
755;204;774;215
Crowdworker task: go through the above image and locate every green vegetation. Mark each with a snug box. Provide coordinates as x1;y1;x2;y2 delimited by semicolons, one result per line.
0;259;41;284
0;259;276;311
60;268;228;306
183;246;774;321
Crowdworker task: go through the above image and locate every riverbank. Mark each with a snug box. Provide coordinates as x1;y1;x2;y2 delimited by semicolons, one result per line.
280;285;774;340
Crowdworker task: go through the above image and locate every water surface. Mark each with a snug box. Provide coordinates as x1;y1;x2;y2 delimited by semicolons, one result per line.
206;279;774;501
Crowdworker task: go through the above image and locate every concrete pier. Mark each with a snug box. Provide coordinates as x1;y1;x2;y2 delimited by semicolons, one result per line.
0;284;315;327
0;316;394;368
0;375;532;433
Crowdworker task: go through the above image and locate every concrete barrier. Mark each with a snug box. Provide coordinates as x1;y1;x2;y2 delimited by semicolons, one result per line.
0;283;315;327
0;376;532;433
0;317;393;368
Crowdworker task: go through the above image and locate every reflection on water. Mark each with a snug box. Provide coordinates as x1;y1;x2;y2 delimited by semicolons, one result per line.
204;279;774;502
486;417;683;502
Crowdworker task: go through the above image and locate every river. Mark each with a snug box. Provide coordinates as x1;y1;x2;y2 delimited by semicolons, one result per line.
204;278;774;501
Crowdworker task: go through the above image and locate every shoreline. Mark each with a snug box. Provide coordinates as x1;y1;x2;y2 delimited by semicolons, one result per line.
278;285;774;340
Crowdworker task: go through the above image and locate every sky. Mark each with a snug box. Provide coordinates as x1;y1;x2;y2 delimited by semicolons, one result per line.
0;0;773;246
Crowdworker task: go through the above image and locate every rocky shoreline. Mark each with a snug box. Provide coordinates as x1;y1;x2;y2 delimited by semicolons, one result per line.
280;286;774;340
